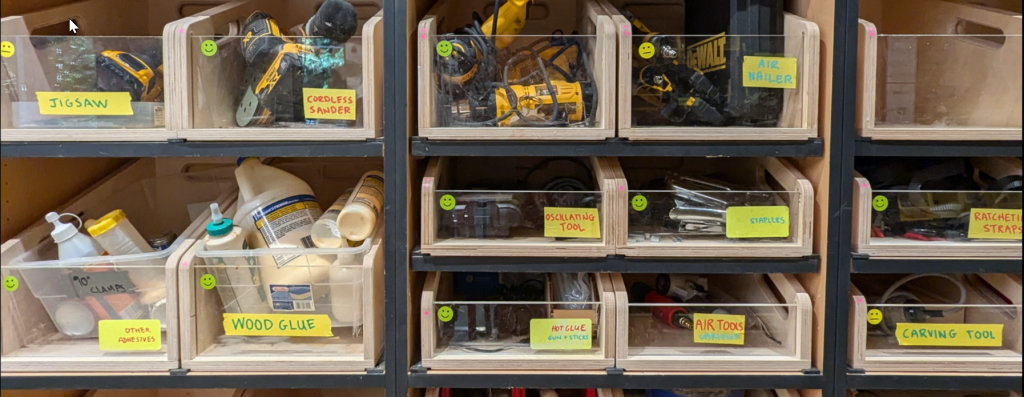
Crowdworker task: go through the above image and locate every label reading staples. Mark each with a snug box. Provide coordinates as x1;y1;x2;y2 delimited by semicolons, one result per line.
725;206;790;239
303;88;357;120
98;319;162;351
544;208;601;239
694;313;746;345
743;56;798;89
269;284;315;312
530;318;592;350
967;209;1022;240
36;92;134;115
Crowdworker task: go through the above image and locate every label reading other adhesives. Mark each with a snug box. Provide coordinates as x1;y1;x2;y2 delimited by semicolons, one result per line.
895;323;1003;347
967;209;1022;240
544;208;601;239
98;319;162;351
725;206;790;239
270;284;315;311
36;92;134;115
742;56;797;89
303;88;357;120
251;194;322;267
223;313;333;337
530;318;592;350
694;313;746;345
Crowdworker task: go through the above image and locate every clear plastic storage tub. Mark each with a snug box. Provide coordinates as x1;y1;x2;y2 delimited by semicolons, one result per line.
179;159;385;372
0;159;235;372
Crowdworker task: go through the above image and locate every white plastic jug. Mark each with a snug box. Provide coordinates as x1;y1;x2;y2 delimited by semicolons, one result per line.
233;158;331;311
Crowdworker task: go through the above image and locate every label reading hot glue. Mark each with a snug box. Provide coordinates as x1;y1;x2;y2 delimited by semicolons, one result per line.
694;313;746;345
98;319;162;351
530;318;592;350
36;92;134;115
544;208;601;239
303;88;357;120
968;209;1022;240
251;195;323;267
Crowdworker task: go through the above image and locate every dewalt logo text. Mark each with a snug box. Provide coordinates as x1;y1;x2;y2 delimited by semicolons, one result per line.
686;34;727;73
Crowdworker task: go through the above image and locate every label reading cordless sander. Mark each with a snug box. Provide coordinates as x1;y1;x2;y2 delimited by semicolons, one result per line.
251;194;323;267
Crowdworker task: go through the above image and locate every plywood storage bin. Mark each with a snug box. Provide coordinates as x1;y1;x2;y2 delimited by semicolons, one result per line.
426;390;615;397
611;273;812;372
420;272;616;371
171;0;383;140
0;0;227;141
416;0;615;140
616;157;813;258
597;0;820;141
853;157;1022;258
849;391;1018;397
421;157;621;257
857;0;1022;140
612;391;803;397
85;389;385;397
849;273;1022;373
179;159;385;372
0;159;237;373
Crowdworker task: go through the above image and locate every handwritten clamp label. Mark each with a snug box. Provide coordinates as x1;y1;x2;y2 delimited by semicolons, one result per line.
896;323;1003;347
694;313;746;345
36;92;133;115
223;313;334;337
544;208;601;239
967;209;1022;240
303;88;357;120
726;206;790;239
530;318;592;350
742;56;797;89
98;319;162;351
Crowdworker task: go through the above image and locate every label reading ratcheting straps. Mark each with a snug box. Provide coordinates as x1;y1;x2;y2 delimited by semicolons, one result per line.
251;194;323;267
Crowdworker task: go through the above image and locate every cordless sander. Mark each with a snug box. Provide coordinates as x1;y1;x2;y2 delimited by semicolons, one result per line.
236;0;359;127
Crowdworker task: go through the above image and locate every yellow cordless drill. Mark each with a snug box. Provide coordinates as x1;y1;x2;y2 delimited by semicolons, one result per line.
95;50;163;102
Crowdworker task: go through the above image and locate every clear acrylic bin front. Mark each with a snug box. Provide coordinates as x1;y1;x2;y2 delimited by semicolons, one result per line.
192;239;371;358
428;34;600;129
871;34;1022;130
869;190;1022;243
626;302;797;357
433;190;603;243
862;303;1022;355
433;300;604;357
0;36;166;129
191;34;366;129
627;34;805;129
627;189;798;245
2;162;234;361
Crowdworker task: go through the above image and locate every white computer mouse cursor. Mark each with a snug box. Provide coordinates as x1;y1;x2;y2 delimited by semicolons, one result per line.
69;20;79;34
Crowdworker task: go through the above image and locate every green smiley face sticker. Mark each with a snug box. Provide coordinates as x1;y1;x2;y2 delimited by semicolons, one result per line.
439;194;457;211
3;276;18;292
201;40;218;57
200;274;216;290
638;42;656;59
631;194;648;211
437;306;454;323
436;40;453;57
872;195;889;212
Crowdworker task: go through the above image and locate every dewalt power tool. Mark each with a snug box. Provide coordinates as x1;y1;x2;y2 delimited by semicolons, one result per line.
236;0;358;127
96;50;164;102
433;0;598;128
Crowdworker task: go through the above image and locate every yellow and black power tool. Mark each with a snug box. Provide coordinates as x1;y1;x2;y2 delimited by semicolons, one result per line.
95;50;163;102
433;0;598;127
236;0;358;127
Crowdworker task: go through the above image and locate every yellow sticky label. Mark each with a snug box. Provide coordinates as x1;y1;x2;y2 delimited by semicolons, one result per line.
36;92;133;115
544;208;601;239
742;56;798;89
98;319;162;351
694;313;745;345
967;209;1022;240
223;313;334;337
895;323;1003;347
530;318;592;350
726;206;790;239
303;88;357;120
